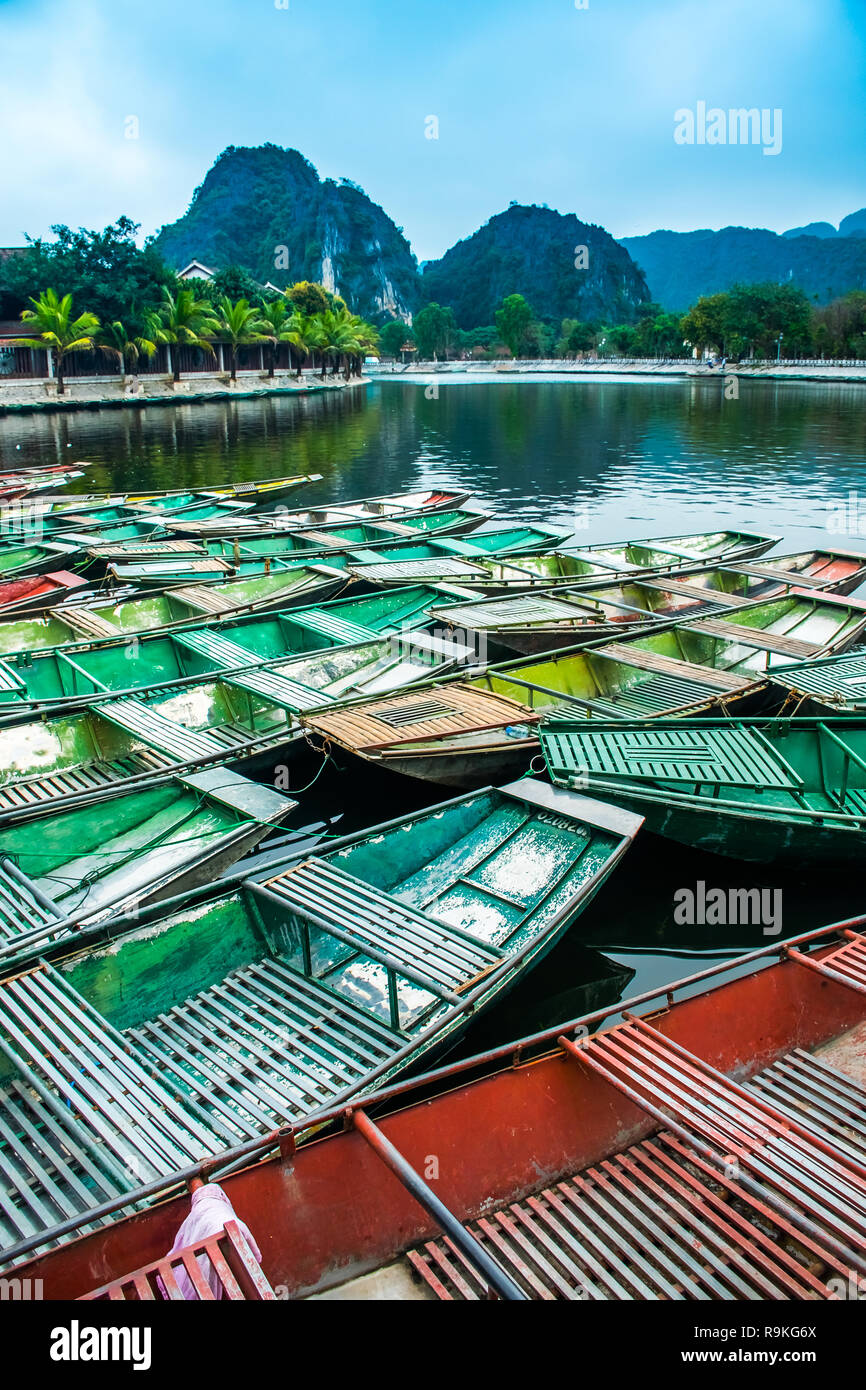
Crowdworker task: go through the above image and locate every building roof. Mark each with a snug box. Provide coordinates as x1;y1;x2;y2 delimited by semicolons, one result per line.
177;260;216;281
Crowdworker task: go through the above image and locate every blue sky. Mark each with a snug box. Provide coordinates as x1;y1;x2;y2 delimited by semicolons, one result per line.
1;0;864;258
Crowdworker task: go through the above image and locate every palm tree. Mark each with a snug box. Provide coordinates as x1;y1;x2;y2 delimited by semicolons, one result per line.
209;297;270;382
146;286;217;381
286;310;323;379
18;289;100;396
97;320;157;380
257;297;294;378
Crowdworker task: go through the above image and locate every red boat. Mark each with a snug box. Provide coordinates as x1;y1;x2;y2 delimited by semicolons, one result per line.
0;570;87;616
9;917;866;1302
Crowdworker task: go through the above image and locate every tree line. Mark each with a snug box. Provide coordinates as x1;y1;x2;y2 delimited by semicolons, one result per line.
0;220;378;395
380;285;866;363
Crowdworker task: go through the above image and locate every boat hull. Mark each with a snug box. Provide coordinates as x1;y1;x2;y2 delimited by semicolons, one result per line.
11;929;864;1298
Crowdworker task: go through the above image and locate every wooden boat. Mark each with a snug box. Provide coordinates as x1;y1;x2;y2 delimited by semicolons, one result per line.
40;473;323;512
94;524;574;584
0;778;642;1265
0;628;482;802
299;594;866;788
0;564;348;654
172;487;475;534
0;587;476;715
769;650;866;713
719;547;866;597
9;918;866;1299
0;468;86;500
166;506;489;541
0;498;255;542
0;540;83;579
0;768;295;961
424;565;810;656
0;571;89;619
348;528;779;591
201;522;571;563
108;556;307;588
539;715;866;865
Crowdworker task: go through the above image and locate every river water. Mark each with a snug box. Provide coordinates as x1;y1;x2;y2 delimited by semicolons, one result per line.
2;374;865;1051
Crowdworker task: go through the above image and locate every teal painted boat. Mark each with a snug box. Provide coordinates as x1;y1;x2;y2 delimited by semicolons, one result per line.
0;498;255;543
201;521;571;564
0;584;474;714
299;592;866;788
0;628;481;801
107;556;310;588
0;778;642;1256
0;563;348;654
0;768;295;960
347;529;779;590
538;715;866;864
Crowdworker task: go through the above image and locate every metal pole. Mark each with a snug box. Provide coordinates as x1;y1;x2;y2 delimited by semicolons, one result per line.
352;1108;527;1301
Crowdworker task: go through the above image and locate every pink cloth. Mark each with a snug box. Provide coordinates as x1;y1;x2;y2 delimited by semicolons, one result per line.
161;1183;263;1300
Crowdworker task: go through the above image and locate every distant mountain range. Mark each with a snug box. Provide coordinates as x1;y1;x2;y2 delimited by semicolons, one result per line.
153;144;866;321
620;213;866;312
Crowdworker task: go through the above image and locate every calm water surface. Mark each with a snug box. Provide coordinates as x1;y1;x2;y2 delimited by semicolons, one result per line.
2;376;865;1049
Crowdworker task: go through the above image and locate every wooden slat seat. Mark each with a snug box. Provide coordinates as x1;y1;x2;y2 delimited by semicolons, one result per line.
596;642;751;691
172;629;260;668
57;608;121;639
225;667;333;710
169;584;237;614
682;618;821;659
97;698;223;760
286;611;380;646
733;562;827;589
644;580;749;607
263;857;504;998
348;558;489;583
0;749;172;812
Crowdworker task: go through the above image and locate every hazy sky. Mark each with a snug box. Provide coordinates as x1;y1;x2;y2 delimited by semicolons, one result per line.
1;0;863;259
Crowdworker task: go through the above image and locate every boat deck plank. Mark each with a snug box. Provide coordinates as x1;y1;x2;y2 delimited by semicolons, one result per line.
682;618;822;659
596;642;752;690
407;1042;866;1301
303;684;532;750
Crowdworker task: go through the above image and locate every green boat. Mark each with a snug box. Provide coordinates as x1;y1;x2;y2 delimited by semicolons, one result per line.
0;541;84;579
299;592;866;788
347;528;779;590
0;498;255;543
538;715;866;865
0;628;481;806
0;778;642;1256
0;563;348;655
712;547;866;597
203;521;572;563
424;565;810;656
0;769;295;960
167;506;489;542
107;556;308;588
0;584;469;714
769;649;866;713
